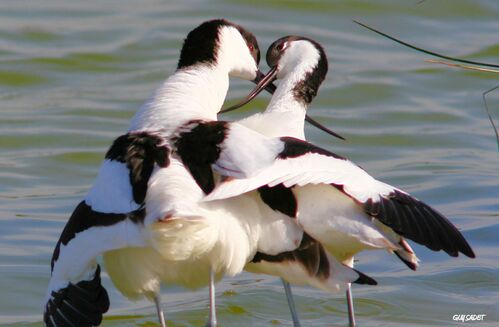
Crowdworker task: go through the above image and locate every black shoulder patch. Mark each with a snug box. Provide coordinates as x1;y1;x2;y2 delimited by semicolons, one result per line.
44;265;109;327
278;136;346;160
106;132;170;204
363;189;475;258
51;201;145;271
252;234;330;280
258;183;297;218
174;120;229;194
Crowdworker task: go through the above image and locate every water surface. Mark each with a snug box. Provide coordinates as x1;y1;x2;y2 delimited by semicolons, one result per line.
1;0;498;326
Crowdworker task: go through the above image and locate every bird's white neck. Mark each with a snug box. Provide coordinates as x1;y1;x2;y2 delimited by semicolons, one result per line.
261;69;310;138
238;72;308;139
128;64;230;133
266;41;320;117
267;77;308;115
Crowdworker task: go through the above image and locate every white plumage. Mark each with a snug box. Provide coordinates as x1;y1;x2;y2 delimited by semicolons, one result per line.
85;160;141;213
203;37;473;327
209;37;417;269
45;19;267;327
102;23;263;299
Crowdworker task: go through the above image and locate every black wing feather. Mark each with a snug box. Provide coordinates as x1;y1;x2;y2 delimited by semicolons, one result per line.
257;183;297;218
174;120;228;194
44;265;109;327
106;132;170;204
366;190;475;258
252;234;377;285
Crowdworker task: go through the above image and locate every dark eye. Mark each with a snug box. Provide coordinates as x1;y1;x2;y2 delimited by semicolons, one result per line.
276;42;285;51
248;43;254;52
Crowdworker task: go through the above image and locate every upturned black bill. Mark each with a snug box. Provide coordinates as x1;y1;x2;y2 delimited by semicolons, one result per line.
220;67;346;141
220;66;278;114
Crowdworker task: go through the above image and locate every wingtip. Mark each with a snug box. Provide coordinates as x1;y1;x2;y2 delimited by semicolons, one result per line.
352;269;377;286
370;190;477;262
447;227;475;259
44;265;110;327
461;243;476;259
394;250;418;271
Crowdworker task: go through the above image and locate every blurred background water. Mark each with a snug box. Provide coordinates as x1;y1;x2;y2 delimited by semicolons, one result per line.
0;0;498;326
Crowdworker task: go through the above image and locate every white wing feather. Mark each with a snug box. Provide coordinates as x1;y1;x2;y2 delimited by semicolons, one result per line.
206;152;398;204
212;123;284;178
85;160;140;213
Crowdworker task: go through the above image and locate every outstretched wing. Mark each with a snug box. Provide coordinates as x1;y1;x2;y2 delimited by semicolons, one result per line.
202;136;475;259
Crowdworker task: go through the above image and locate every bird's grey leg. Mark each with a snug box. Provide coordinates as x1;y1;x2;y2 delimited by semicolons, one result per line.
346;256;356;327
346;283;356;327
281;278;302;327
205;268;217;327
153;294;167;327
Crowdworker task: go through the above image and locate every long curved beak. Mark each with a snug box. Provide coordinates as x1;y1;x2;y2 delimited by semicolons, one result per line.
220;66;279;114
305;115;345;140
220;67;346;141
256;70;277;93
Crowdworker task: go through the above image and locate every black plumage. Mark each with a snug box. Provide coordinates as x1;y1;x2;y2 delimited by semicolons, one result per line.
278;136;346;160
44;265;109;327
252;233;377;285
51;201;145;271
174;120;229;194
292;40;328;104
177;19;260;69
267;135;474;260
362;189;475;258
106;132;170;204
252;234;330;279
257;183;298;218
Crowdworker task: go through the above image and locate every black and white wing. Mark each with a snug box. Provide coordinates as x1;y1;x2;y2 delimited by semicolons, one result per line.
173;120;284;194
44;132;170;326
249;233;377;292
178;129;475;259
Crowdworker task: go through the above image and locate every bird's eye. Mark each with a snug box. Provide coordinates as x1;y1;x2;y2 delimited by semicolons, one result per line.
248;43;254;52
276;42;285;51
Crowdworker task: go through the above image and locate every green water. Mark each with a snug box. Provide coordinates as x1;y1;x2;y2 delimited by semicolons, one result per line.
1;0;498;326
